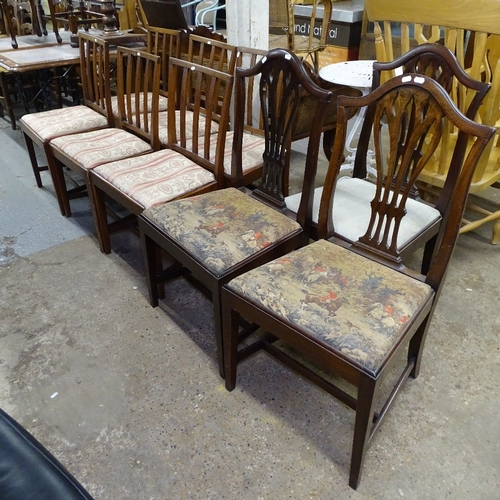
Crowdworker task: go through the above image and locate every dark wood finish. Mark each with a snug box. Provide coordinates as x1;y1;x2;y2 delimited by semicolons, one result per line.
222;74;495;489
44;35;116;216
114;45;162;150
371;43;491;121
1;0;46;49
288;43;492;251
89;56;233;254
19;34;110;209
39;0;103;45
137;0;187;31
138;48;333;376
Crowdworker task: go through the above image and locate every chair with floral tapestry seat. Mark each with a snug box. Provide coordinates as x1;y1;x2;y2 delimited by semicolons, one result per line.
220;74;495;490
138;49;333;377
19;33;111;203
87;57;233;254
47;46;162;221
285;42;491;246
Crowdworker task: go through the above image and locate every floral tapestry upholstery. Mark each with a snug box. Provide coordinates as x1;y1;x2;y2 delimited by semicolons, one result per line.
157;110;219;147
50;129;153;171
93;150;216;208
110;93;169;119
226;239;434;376
20;106;108;141
142;188;302;277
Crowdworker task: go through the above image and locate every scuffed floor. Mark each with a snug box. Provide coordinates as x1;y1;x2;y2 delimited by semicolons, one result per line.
1;118;499;499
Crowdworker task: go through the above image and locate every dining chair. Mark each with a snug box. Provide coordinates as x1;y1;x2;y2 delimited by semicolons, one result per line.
285;43;491;249
156;33;236;137
19;33;111;202
88;57;233;254
1;0;46;49
221;74;495;489
229;46;361;191
48;46;162;219
364;0;500;243
138;49;333;377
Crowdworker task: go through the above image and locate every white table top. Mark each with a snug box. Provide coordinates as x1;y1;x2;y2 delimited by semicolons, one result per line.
319;60;376;89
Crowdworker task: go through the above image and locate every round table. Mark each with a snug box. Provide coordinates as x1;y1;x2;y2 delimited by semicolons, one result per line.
319;60;375;165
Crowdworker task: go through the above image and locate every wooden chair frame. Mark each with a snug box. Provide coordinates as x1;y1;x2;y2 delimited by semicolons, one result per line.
222;74;495;490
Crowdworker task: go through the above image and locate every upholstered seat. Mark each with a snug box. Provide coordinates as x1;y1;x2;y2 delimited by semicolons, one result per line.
223;132;266;177
19;34;113;195
227;239;433;375
20;106;108;142
285;178;441;250
92;149;216;208
88;56;233;254
221;73;496;490
157;110;220;147
142;188;302;277
181;130;266;178
111;94;169;120
50;129;153;172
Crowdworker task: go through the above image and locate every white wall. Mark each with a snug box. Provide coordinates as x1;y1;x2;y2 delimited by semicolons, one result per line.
226;0;269;49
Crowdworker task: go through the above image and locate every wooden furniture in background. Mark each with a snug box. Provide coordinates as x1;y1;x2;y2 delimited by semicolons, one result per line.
364;0;500;244
269;0;332;72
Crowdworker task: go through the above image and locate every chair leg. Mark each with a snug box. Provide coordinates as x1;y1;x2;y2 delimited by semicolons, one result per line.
140;231;161;308
407;320;431;379
24;134;45;188
349;375;377;490
47;154;72;217
0;72;17;130
222;289;240;390
88;182;111;254
213;284;226;379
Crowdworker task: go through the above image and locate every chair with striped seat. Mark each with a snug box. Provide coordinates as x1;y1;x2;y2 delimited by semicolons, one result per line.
138;49;333;377
48;46;163;220
20;33;111;203
87;57;234;254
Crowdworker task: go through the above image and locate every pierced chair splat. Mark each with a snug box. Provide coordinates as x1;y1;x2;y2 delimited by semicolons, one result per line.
364;0;500;243
286;42;491;254
138;49;333;377
221;74;495;490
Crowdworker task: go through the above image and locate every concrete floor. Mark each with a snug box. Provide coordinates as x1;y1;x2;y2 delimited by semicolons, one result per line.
1;114;499;499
